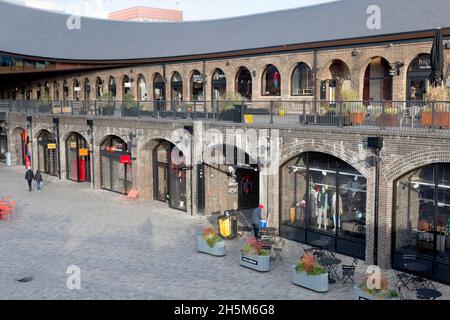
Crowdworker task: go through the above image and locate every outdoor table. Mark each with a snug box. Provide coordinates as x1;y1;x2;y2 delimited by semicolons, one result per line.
319;257;342;284
309;239;331;258
0;205;10;220
416;288;442;300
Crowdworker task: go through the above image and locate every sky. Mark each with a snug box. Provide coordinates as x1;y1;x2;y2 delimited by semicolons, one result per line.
5;0;335;21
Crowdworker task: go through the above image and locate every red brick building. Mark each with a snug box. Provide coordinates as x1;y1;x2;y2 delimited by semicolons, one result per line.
109;6;183;23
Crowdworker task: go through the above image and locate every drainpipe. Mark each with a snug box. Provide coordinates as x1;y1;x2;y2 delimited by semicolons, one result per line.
373;149;381;266
313;48;318;111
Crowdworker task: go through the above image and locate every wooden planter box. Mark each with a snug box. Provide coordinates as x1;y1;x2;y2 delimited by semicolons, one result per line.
291;266;329;293
239;252;271;272
376;114;398;127
349;112;365;125
353;286;399;300
420;111;450;128
196;235;226;257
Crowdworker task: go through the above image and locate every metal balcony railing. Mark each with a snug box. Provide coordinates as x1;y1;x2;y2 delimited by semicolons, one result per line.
1;99;450;132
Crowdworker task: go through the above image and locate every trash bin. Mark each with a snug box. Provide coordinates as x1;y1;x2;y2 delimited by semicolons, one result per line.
218;212;238;239
5;152;11;167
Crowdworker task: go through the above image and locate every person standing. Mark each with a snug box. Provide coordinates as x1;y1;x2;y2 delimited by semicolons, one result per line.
252;204;264;239
25;167;34;192
34;169;43;192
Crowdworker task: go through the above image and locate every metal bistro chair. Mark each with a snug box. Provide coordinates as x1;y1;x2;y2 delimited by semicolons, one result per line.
341;258;358;284
271;236;286;262
394;269;413;290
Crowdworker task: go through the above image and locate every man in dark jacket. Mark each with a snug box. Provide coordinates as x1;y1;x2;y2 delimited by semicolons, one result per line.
25;168;34;191
252;204;264;239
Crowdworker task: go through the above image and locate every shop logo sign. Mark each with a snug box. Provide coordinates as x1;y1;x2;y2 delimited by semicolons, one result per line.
366;265;381;290
367;5;381;30
66;265;81;290
242;257;258;265
66;0;108;30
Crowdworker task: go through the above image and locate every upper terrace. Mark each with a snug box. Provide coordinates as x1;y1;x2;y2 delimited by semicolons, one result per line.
2;99;450;135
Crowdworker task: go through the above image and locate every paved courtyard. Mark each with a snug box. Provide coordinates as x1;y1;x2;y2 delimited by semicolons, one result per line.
0;164;448;300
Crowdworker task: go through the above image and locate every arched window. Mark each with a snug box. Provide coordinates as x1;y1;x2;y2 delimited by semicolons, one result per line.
328;60;351;101
37;130;58;176
95;77;104;99
53;81;60;100
190;70;204;101
44;82;50;99
262;64;281;96
100;135;131;194
153;73;165;101
407;54;431;101
36;83;42;101
123;75;132;96
137;75;148;101
63;81;69;102
66;132;90;182
108;77;117;99
153;140;187;211
363;57;392;102
280;152;367;259
393;163;450;284
212;68;226;100
291;63;313;96
73;79;81;101
171;72;183;101
83;79;91;101
236;67;252;100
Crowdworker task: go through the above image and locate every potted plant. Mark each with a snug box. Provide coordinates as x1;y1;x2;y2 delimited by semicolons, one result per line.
420;86;450;128
98;93;115;116
342;89;366;125
121;93;138;117
292;254;329;293
239;238;271;272
354;272;399;300
376;107;399;127
196;227;226;257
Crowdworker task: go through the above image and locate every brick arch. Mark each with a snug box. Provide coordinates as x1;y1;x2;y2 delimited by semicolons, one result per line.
34;127;52;140
95;133;128;148
9;126;26;166
280;141;371;178
317;58;353;81
384;149;450;183
62;131;90;146
356;55;393;99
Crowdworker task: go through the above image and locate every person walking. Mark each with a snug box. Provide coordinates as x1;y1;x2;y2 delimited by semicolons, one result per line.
25;167;34;192
252;204;264;239
34;169;43;192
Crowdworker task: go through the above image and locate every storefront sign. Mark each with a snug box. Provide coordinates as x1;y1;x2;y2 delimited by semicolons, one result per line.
228;177;238;194
79;148;89;156
241;257;258;265
47;143;57;150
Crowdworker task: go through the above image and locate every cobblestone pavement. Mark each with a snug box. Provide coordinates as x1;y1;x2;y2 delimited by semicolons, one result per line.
0;165;448;300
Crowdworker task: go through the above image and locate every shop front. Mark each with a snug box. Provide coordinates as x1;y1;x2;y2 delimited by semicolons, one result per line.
393;163;450;285
37;130;58;176
66;132;91;183
280;152;367;259
11;127;31;167
0;117;7;162
407;54;431;101
100;135;132;194
153;141;187;212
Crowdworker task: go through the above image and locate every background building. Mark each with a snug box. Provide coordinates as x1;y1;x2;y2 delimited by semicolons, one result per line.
109;6;183;23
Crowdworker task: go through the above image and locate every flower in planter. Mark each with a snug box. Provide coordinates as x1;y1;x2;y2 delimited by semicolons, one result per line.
358;271;398;299
295;254;327;275
202;227;222;248
240;238;270;256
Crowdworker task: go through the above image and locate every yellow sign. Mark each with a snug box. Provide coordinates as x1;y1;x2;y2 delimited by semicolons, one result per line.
47;143;57;150
244;114;253;124
79;149;89;156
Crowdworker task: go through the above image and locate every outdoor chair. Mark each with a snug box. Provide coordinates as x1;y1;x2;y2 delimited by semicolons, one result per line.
0;206;11;221
271;237;285;262
341;258;358;283
301;244;315;256
394;269;412;290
